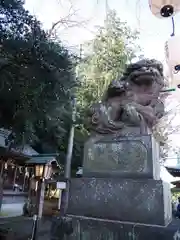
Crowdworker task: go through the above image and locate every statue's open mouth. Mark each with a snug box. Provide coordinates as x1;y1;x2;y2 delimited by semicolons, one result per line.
129;69;164;88
131;74;154;86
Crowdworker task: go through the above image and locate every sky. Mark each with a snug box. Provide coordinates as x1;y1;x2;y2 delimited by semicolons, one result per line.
24;0;180;181
24;0;180;62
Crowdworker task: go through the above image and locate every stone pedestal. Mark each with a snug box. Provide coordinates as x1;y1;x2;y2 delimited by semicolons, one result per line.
66;216;180;240
67;133;172;235
67;178;171;226
83;134;160;179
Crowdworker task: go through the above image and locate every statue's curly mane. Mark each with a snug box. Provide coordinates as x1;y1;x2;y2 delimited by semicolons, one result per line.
88;58;165;136
124;59;164;78
105;59;164;100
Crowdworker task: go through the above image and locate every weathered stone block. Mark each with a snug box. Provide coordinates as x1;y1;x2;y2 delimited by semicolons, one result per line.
66;215;178;240
83;134;160;179
67;178;172;226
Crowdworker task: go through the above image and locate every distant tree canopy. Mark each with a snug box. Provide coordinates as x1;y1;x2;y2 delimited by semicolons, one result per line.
77;10;140;113
76;11;172;164
76;10;140;137
0;2;171;169
70;10;141;168
0;0;77;154
4;3;171;169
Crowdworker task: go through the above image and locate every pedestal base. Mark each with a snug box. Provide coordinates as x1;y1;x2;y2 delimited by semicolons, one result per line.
67;178;172;226
66;215;178;240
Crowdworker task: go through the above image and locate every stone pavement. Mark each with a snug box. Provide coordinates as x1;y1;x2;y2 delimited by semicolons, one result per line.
0;216;51;239
0;191;51;239
1;190;26;217
3;190;27;197
66;215;180;240
0;202;24;218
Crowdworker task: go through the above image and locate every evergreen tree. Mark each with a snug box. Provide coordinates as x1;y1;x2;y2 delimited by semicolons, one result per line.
0;0;77;152
77;10;140;112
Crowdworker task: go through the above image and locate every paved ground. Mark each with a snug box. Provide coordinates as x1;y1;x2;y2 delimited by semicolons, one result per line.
2;195;26;204
0;216;180;240
0;216;51;239
3;189;27;196
1;203;24;217
1;190;26;217
0;190;51;238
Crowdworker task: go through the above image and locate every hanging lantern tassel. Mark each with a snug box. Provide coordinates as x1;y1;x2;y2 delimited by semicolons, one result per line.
165;35;180;87
149;0;180;18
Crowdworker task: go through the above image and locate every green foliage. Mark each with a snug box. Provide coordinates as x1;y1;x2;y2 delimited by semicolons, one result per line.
0;0;77;151
0;2;141;169
172;191;180;201
77;10;140;111
71;10;141;168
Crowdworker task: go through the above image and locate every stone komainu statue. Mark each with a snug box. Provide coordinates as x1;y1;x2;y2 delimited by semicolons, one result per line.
87;59;165;135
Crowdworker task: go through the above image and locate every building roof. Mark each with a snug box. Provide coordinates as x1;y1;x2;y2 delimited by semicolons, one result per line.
165;166;180;177
0;128;38;161
25;154;59;167
0;128;11;148
0;128;60;168
171;180;180;184
12;145;39;156
166;165;180;170
26;156;55;165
